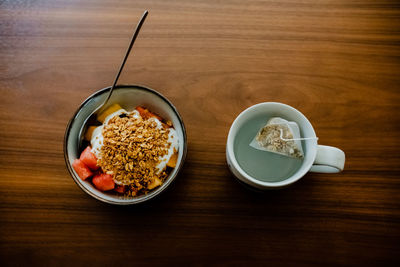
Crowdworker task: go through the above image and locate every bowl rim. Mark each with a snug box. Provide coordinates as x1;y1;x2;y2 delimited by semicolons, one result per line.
64;84;188;205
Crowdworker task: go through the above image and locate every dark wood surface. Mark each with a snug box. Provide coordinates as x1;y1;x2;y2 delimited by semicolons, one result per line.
1;0;399;266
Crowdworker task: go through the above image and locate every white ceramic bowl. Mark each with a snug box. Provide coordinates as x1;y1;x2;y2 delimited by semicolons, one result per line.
64;85;187;204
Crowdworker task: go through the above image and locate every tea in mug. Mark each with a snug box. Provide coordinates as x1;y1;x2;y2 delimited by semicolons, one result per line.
234;115;304;183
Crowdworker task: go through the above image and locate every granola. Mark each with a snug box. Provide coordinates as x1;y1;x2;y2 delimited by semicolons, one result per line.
96;111;174;196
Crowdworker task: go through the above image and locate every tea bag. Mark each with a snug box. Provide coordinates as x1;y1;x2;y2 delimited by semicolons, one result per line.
250;117;305;159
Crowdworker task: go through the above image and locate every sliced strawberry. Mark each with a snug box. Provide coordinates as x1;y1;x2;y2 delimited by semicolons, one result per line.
79;146;99;170
114;185;126;194
92;173;115;191
72;159;93;180
136;106;149;118
136;106;162;121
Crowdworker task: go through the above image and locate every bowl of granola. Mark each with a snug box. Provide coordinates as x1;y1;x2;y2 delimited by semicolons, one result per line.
64;85;187;204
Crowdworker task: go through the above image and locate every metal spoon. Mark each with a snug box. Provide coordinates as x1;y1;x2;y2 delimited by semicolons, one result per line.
79;10;148;148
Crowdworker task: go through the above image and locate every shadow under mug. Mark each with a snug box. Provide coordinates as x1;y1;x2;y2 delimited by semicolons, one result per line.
226;102;345;190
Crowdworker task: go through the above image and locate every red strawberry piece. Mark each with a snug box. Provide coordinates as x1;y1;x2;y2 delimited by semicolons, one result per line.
92;173;115;191
79;146;99;170
136;106;162;121
114;185;126;194
72;159;93;180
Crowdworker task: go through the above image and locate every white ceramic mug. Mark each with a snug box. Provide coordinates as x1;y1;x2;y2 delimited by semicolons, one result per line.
226;102;345;189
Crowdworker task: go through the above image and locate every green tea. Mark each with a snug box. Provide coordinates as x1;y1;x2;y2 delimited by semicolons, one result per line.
234;115;304;182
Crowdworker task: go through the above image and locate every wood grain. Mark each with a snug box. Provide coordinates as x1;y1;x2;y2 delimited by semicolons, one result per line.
1;0;399;265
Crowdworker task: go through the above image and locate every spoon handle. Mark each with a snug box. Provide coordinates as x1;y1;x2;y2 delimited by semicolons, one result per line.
102;10;149;107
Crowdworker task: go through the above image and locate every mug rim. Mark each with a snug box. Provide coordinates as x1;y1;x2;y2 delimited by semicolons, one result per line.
226;102;317;188
64;84;188;205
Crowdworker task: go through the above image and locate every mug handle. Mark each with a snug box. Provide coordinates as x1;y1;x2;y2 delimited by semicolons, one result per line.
309;145;345;173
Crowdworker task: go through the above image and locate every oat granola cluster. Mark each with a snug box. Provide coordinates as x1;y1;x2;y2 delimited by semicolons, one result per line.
97;112;171;196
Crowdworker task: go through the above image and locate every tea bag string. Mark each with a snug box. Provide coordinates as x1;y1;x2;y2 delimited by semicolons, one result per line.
273;123;319;142
279;129;318;141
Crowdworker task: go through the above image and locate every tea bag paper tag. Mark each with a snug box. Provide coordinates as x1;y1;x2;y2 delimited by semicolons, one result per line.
249;117;304;158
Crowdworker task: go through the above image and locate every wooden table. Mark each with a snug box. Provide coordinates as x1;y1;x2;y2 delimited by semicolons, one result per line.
1;0;399;265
